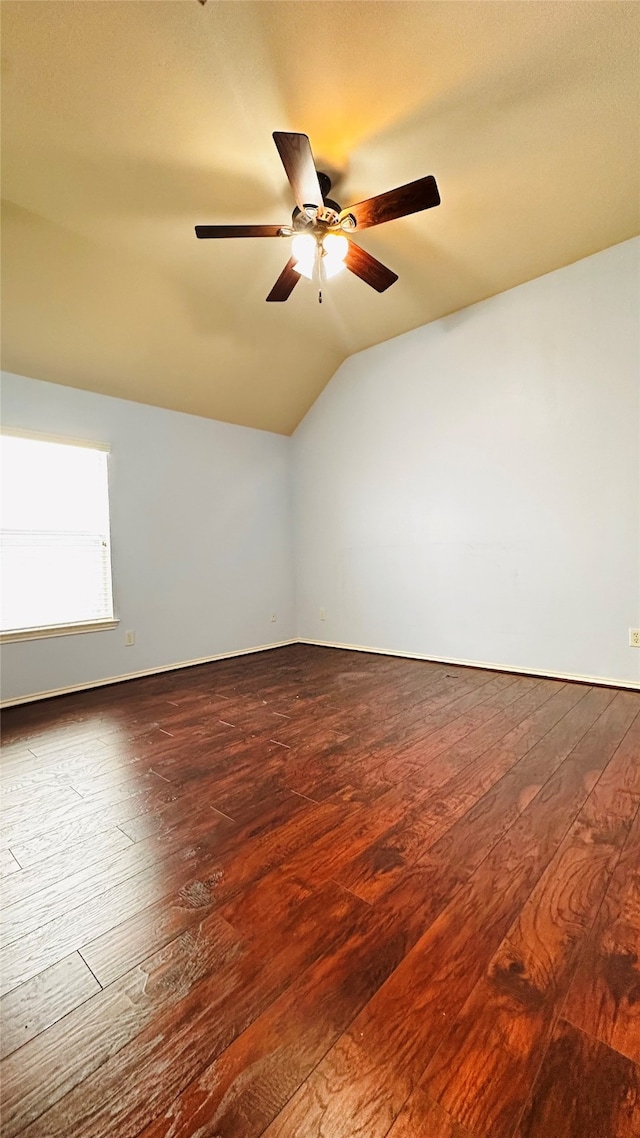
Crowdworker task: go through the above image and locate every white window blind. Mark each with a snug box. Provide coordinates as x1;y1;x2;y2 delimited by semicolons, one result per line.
1;433;115;635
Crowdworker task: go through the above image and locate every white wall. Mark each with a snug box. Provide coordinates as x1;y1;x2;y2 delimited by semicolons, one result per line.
292;239;640;688
1;372;295;703
3;239;638;703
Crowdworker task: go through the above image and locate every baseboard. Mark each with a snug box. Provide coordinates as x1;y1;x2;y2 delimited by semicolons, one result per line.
3;634;638;708
298;637;640;692
0;639;298;708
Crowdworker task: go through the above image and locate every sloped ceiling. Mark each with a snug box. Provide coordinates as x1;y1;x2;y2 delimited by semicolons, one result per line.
2;0;639;434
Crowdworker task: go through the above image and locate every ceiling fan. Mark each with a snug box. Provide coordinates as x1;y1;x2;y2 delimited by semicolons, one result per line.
195;132;440;302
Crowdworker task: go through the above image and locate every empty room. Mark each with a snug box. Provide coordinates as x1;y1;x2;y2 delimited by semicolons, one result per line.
1;2;639;1136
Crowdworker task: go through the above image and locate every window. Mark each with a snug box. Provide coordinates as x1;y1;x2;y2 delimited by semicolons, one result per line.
1;431;117;641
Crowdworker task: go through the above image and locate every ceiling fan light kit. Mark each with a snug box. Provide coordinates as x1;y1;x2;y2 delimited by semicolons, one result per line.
195;132;441;303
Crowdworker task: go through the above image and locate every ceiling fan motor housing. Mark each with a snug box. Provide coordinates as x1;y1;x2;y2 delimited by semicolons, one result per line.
292;172;341;230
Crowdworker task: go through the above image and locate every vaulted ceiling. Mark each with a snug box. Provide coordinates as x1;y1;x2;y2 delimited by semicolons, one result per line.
2;1;639;434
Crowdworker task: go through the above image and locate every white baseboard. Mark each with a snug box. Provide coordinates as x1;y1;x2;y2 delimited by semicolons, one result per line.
3;635;637;708
0;639;298;708
298;637;640;691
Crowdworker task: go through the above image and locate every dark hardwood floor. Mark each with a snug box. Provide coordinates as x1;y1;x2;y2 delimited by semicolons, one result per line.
1;643;639;1138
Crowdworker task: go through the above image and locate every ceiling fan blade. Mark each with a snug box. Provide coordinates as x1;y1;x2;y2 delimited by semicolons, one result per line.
345;242;398;293
195;225;286;239
266;257;300;302
341;175;440;230
273;132;323;213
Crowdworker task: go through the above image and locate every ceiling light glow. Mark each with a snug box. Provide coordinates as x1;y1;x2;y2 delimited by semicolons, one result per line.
322;234;348;260
293;258;315;280
292;233;317;279
322;257;346;279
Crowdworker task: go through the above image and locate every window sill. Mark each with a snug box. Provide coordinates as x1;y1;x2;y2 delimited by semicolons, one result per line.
1;619;120;644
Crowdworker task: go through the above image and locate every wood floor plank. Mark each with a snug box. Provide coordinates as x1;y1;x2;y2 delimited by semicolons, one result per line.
78;878;227;987
0;827;135;911
259;689;631;1138
79;796;342;986
135;890;424;1138
148;734;286;792
563;789;640;1062
0;815;238;996
0;952;100;1060
0;804;236;951
0;784;307;996
1;646;638;1138
335;680;589;901
0;847;22;876
385;676;555;780
280;782;433;890
11;883;371;1138
0;747;148;797
368;687;614;931
350;672;515;762
1;735;114;773
384;1089;473;1138
421;703;640;1138
0;911;243;1138
219;865;325;943
327;679;551;809
0;782;83;822
177;754;290;824
340;682;609;907
371;674;526;768
412;685;622;872
281;735;394;803
117;790;230;843
4;780;178;865
0;776;163;848
5;739;263;867
513;1019;640;1138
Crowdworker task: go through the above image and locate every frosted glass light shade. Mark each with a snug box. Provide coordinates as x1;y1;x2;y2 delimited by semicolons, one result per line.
322;233;348;260
293;258;315;280
323;257;346;279
291;234;316;261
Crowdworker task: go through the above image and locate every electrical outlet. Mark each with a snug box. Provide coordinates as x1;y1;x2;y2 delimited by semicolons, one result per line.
271;612;277;622
320;608;326;621
125;630;136;646
630;629;640;648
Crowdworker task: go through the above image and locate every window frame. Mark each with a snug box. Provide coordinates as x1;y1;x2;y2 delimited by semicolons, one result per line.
0;427;119;643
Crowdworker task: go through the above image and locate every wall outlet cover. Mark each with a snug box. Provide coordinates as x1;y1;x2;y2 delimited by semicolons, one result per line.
630;629;640;648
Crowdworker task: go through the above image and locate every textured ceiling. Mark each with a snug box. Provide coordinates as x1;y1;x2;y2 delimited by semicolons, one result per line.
2;1;639;435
